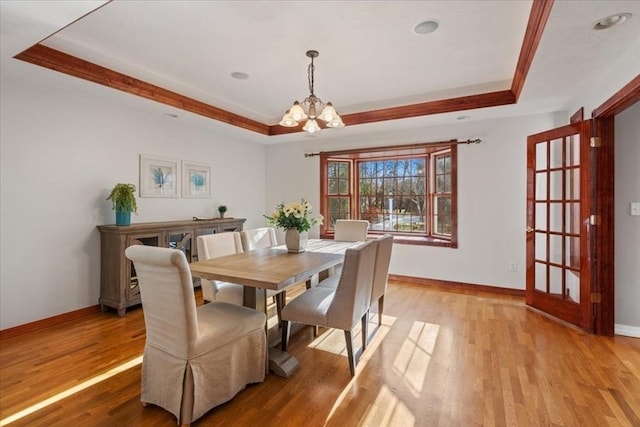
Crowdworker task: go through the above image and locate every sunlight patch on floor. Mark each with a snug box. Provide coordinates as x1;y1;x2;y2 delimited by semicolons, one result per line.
307;313;396;356
322;314;398;424
0;355;143;426
361;385;416;427
393;321;440;396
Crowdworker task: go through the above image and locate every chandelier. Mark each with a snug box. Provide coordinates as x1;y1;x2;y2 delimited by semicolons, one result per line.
279;50;345;134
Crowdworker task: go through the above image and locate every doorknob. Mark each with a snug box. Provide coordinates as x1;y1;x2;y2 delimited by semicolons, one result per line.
526;226;535;233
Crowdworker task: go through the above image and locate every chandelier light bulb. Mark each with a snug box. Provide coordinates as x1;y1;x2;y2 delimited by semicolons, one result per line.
279;110;298;127
326;115;345;128
319;102;337;122
289;102;307;122
303;119;321;134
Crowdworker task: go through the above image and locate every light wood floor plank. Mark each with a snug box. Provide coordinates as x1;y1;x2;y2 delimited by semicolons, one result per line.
1;280;639;426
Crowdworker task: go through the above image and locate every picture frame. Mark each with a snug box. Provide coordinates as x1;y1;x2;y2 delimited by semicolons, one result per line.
181;160;212;198
139;154;179;198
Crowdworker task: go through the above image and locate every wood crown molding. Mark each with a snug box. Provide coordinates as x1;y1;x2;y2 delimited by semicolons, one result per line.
14;44;271;135
511;0;554;100
14;1;552;136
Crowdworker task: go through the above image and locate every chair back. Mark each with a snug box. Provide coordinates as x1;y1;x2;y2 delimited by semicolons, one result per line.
197;232;243;260
334;219;369;242
327;239;378;330
125;245;198;358
241;227;277;251
371;235;393;305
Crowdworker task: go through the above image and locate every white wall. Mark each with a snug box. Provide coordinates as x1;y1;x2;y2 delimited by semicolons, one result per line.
266;113;558;290
0;70;266;329
614;101;640;335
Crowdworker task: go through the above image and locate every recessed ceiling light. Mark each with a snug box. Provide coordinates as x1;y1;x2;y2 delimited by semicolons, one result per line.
231;71;250;80
594;13;631;30
414;20;440;35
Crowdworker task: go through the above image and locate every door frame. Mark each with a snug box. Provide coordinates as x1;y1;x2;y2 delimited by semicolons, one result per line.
590;75;640;335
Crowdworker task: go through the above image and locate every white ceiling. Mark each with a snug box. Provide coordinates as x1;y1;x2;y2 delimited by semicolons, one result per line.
2;1;639;144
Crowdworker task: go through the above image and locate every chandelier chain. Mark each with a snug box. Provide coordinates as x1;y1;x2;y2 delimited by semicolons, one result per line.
308;56;315;96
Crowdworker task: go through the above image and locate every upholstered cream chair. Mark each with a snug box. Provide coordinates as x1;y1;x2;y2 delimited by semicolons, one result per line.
280;239;378;376
240;227;277;251
240;227;286;324
125;245;266;427
327;219;370;283
334;219;369;242
196;232;245;304
369;234;393;328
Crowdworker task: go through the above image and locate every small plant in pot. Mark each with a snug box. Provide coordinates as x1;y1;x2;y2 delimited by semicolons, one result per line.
107;183;138;226
218;205;228;219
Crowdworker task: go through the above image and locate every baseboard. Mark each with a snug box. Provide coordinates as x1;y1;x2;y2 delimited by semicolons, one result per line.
0;278;524;340
615;324;640;338
388;274;525;297
0;305;101;340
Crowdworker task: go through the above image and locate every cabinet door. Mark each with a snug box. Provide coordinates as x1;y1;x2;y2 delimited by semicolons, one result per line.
166;228;195;262
126;233;162;303
218;223;242;233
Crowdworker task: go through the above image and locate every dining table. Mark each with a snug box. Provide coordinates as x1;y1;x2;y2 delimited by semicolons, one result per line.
189;239;359;377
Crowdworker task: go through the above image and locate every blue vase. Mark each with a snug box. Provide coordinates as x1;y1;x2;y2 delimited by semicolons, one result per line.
115;209;131;226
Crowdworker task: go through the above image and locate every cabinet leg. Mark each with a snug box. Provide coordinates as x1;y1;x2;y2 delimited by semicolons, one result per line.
117;308;126;317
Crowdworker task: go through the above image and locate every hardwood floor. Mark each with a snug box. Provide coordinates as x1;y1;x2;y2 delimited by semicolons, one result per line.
1;280;639;426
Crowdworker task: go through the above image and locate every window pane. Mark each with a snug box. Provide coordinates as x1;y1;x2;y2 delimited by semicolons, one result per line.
433;196;451;235
536;142;547;171
328;178;338;195
328;196;350;229
328;162;338;178
338;163;348;178
338;179;348;194
568;135;580;166
550;138;563;169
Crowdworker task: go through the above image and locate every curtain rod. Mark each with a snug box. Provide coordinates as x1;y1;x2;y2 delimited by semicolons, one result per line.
304;138;481;158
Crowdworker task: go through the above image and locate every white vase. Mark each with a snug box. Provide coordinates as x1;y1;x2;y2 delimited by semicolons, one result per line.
285;229;308;253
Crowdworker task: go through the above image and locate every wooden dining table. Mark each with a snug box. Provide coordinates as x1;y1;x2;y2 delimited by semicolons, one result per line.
189;239;358;377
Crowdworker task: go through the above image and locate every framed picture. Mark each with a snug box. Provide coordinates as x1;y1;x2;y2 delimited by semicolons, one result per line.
182;160;212;198
139;154;179;198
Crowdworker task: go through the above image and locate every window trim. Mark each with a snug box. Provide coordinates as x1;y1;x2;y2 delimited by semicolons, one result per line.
319;141;458;248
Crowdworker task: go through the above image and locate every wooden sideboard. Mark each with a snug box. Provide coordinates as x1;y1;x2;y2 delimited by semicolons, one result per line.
97;218;246;316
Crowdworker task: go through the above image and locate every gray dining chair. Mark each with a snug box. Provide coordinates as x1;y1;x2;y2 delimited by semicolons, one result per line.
125;245;266;427
369;234;393;329
280;238;378;376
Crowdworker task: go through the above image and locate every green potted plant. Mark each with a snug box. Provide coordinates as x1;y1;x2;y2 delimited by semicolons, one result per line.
218;204;228;219
107;183;138;226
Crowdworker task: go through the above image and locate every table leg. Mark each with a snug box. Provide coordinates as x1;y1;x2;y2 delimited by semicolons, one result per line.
243;286;299;378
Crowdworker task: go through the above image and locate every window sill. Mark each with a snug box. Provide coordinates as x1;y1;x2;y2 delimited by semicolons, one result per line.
320;233;456;248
